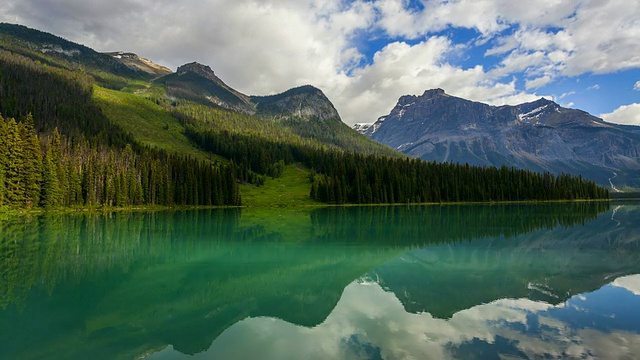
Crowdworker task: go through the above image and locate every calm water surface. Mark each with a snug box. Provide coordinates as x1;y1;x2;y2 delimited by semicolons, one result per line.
1;203;639;359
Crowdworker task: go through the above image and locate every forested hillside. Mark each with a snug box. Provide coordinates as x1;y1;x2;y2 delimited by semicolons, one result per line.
0;23;610;210
0;23;150;88
0;51;240;209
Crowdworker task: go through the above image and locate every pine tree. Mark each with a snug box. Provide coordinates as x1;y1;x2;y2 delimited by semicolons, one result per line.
40;145;62;208
4;117;25;206
48;128;67;204
20;114;42;208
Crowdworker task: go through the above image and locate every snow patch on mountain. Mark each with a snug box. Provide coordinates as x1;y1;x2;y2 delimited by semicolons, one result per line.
518;104;550;123
397;142;414;150
353;123;373;134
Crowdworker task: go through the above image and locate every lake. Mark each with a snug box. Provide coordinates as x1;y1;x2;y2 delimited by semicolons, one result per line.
1;203;639;359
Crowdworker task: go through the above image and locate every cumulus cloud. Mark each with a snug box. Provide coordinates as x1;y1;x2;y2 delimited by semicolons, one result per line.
146;277;640;360
1;0;639;125
601;104;640;126
612;274;640;295
526;75;552;89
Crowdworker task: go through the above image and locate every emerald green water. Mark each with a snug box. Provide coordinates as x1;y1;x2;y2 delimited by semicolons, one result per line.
1;203;640;359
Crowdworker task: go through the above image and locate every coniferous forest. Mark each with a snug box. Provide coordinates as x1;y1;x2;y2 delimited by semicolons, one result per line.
0;50;240;209
185;124;608;204
0;35;609;210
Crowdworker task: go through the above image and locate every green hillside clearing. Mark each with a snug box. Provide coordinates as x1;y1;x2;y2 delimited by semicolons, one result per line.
93;86;218;162
240;164;320;207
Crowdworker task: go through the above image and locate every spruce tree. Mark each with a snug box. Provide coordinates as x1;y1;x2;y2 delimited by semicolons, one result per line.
40;146;62;208
4;118;25;206
20;114;42;208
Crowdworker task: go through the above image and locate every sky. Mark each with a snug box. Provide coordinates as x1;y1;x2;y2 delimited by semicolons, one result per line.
2;0;640;126
148;277;640;359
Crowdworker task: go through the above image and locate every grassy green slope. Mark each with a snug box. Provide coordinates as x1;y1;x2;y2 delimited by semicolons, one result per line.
93;86;218;162
240;164;321;207
94;87;320;207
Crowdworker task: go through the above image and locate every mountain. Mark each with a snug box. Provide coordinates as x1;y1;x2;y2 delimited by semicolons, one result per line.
106;51;171;76
155;65;346;120
352;123;373;133
373;204;640;319
0;23;609;210
251;85;340;121
155;62;256;113
155;64;400;155
358;89;640;188
249;85;399;154
0;22;149;86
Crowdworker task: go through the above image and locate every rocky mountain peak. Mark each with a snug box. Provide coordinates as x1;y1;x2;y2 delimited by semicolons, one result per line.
158;62;254;113
251;85;340;121
361;89;640;188
421;88;447;98
177;62;218;80
108;51;172;76
396;88;449;107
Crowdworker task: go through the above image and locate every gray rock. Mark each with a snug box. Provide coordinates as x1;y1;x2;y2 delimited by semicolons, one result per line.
361;89;640;188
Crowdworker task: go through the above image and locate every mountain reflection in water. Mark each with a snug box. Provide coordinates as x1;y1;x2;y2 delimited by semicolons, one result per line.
1;203;639;360
150;274;640;360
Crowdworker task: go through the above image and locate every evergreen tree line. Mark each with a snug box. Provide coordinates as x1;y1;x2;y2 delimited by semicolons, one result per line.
184;124;609;204
0;46;610;205
0;114;240;209
309;154;609;204
172;100;399;157
0;49;240;209
0;50;134;147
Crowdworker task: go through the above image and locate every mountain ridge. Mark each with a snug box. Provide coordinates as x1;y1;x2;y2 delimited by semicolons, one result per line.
106;51;172;76
251;85;341;121
0;22;150;86
0;22;610;211
357;89;640;188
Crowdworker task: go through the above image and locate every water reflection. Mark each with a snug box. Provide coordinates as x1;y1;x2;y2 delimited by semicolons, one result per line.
150;275;640;360
1;203;639;360
144;204;640;360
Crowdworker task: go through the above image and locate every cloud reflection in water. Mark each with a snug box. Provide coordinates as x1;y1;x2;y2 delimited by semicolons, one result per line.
147;274;640;360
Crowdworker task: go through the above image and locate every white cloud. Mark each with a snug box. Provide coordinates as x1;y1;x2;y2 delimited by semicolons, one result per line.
634;81;640;91
333;39;537;123
526;75;552;89
601;103;640;126
1;0;639;125
587;84;601;91
559;91;575;99
562;0;640;75
612;274;640;295
145;278;640;360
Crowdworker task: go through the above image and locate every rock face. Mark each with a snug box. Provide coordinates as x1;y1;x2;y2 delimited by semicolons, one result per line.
0;23;144;80
251;85;340;121
156;62;256;113
156;65;341;121
107;51;171;76
359;89;640;188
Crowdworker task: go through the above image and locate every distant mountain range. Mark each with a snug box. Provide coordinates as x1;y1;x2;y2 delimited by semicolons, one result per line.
154;61;343;123
2;22;636;191
356;89;640;188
